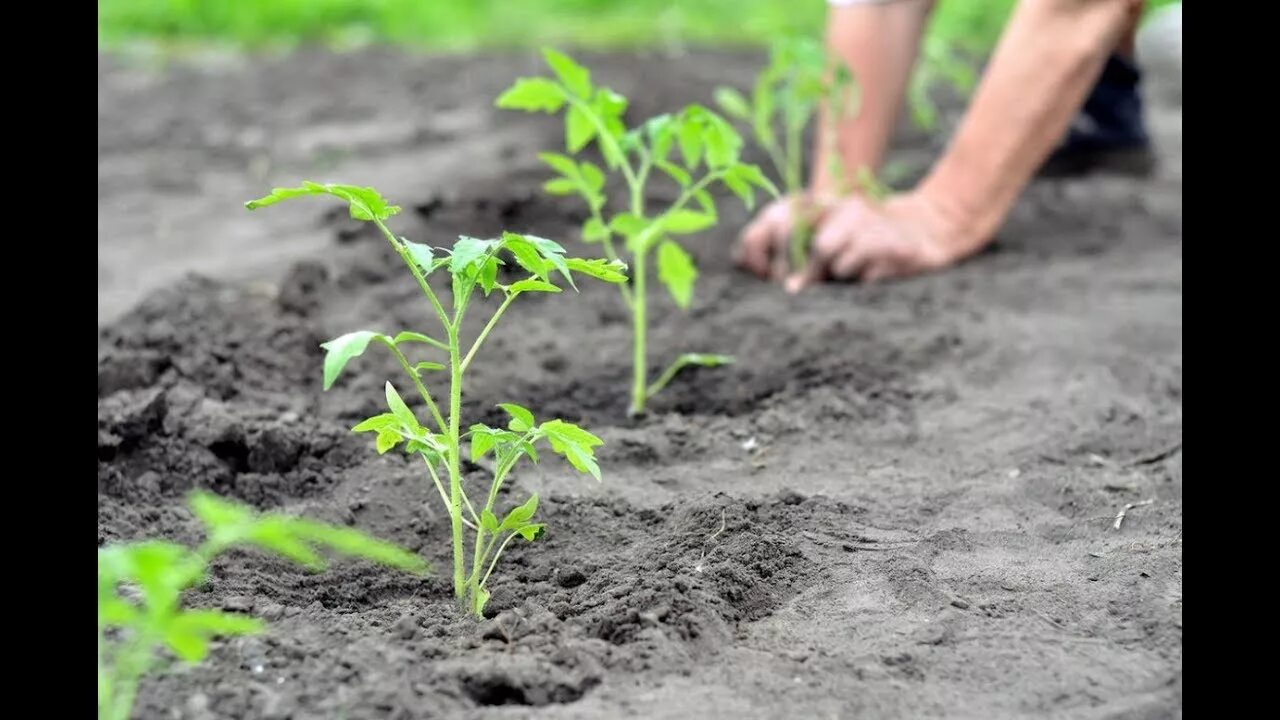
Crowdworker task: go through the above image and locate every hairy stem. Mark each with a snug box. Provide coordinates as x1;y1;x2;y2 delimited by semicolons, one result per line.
461;292;518;374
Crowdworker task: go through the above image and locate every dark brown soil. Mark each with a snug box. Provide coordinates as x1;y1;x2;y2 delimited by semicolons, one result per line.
98;48;1182;719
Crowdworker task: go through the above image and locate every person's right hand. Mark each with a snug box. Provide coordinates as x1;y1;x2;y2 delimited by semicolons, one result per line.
733;194;838;280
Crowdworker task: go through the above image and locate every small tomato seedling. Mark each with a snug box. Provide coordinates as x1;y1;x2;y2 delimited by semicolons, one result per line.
246;181;627;616
715;37;863;273
98;491;426;720
497;49;777;417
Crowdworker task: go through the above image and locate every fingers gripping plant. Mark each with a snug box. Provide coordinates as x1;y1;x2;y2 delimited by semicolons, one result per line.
714;37;863;272
245;182;626;616
98;491;426;720
497;49;778;417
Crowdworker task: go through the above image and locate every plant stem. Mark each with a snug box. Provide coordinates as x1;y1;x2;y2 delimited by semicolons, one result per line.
424;456;477;529
480;532;521;588
380;338;448;434
626;173;649;417
785;123;808;271
446;324;466;602
460;292;518;373
373;219;451;330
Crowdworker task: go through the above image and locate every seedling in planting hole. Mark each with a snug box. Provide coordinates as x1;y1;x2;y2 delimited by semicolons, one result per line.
714;37;865;273
245;181;627;616
98;491;426;720
497;49;778;417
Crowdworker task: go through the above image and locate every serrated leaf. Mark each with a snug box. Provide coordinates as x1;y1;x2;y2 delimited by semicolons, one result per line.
660;210;716;235
540;419;603;481
245;182;401;222
352;413;399;433
542;48;592;98
499;403;535;432
516;524;546;541
543;178;578;195
376;429;402;454
320;331;381;391
723;173;754;210
450;236;497;274
501;232;550;279
495;77;566;113
384;382;418;431
404;241;435;272
500;494;539;531
714;87;752;120
525;235;574;287
657;241;697;309
481;510;500;533
471;426;497;460
509;279;561;294
566;105;596;153
287;518;428;574
581;218;608;243
565;257;628;284
703;115;741;169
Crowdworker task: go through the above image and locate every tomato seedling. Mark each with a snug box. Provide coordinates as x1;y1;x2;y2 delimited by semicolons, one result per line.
715;37;864;273
246;182;626;616
497;49;777;417
98;491;426;720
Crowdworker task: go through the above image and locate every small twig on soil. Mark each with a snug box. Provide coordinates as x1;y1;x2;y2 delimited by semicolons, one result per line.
1125;442;1182;468
694;509;728;573
1113;499;1155;530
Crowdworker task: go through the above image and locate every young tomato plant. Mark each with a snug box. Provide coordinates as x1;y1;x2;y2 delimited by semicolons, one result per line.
714;37;862;273
98;491;426;720
497;49;777;417
246;182;626;616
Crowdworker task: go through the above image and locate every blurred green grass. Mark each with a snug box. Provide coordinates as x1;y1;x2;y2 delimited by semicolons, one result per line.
98;0;1174;56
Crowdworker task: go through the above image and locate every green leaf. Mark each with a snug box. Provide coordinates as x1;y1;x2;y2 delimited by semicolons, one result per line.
502;232;550;279
414;361;445;374
657;241;698;309
609;213;647;238
479;256;501;295
677;119;703;169
245;182;401;222
538;151;579;177
404;242;435;272
500;494;539;531
393;331;443;347
509;279;561;294
384;382;419;431
566;105;596;153
166;610;265;662
655;161;691;188
474;585;490;614
677;353;735;368
481;510;500;533
703;115;742;169
499;403;535;432
524;235;573;287
723;173;754;210
287;518;429;574
319;331;381;391
578;162;605;193
714;87;752;120
516;524;546;541
495;77;566;113
565;257;628;284
542;48;592;98
660;210;716;235
581;218;608;243
352;413;399;433
376;429;402;454
543;178;577;195
450;236;497;274
471;425;498;460
540;419;603;481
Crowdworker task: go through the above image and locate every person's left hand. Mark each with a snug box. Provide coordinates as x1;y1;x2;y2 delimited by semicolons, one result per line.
784;191;974;293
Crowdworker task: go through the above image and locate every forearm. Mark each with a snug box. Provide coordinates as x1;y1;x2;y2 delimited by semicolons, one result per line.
811;0;935;197
918;0;1142;254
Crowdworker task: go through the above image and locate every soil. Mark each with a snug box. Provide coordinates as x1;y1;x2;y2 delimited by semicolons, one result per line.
98;48;1183;719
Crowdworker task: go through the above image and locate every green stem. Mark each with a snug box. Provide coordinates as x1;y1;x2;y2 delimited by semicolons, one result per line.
627;172;649;417
460;292;518;374
379;338;448;434
424;456;477;529
446;324;466;602
646;356;690;399
373;219;451;330
480;532;521;588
